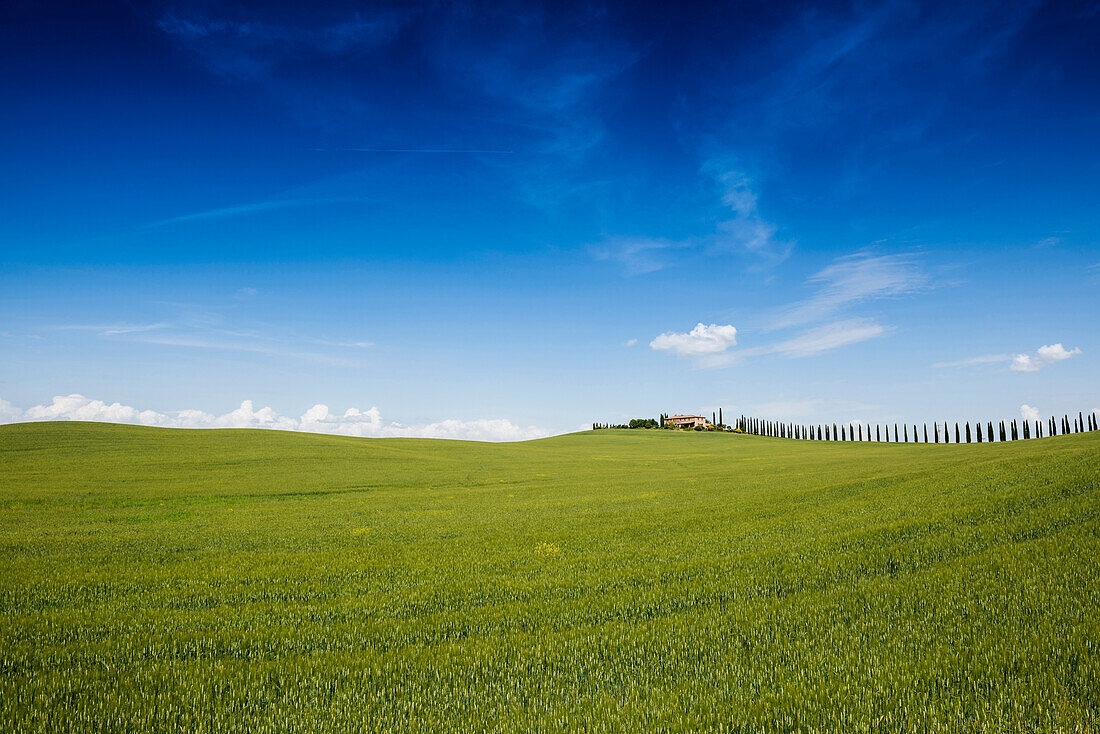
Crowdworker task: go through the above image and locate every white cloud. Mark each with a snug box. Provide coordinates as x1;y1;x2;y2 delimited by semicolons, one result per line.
771;251;928;329
650;323;738;358
1009;343;1081;372
0;398;22;423
0;395;549;442
1020;404;1040;421
623;338;638;347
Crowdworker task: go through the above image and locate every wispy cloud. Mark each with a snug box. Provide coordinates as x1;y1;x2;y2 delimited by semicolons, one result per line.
339;147;514;154
756;319;888;358
0;394;549;442
590;237;687;276
704;166;791;266
647;248;918;369
54;311;372;366
931;354;1012;369
649;318;886;369
305;338;373;349
156;11;409;80
144;198;355;228
933;343;1081;372
593;167;789;275
129;335;357;366
58;323;170;337
770;251;929;329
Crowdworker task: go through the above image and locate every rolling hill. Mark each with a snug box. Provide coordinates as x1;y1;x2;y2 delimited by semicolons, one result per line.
1;421;1098;732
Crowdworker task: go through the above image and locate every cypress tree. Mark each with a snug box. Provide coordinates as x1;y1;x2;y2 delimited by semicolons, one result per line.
965;423;971;443
977;423;983;443
894;424;899;443
858;424;864;441
1023;420;1030;439
923;424;928;443
719;408;723;427
876;425;881;442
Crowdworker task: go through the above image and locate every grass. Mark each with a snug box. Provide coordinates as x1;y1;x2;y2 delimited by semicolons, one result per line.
1;421;1098;732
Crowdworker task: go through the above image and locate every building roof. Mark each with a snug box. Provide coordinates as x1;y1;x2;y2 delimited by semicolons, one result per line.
668;415;706;420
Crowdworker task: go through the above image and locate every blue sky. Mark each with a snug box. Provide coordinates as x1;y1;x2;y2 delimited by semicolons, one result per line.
1;0;1098;439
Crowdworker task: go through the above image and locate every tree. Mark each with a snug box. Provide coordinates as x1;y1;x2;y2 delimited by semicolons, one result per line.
965;422;972;443
924;424;929;443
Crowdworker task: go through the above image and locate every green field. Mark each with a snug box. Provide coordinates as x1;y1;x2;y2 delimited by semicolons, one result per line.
1;421;1098;732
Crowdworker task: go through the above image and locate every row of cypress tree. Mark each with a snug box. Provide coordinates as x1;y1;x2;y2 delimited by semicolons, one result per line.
733;411;1098;442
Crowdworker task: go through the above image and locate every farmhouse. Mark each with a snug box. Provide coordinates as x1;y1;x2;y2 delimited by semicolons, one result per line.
666;414;711;429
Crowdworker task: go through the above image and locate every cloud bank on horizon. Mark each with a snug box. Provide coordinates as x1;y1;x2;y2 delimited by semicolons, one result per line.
0;395;549;442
